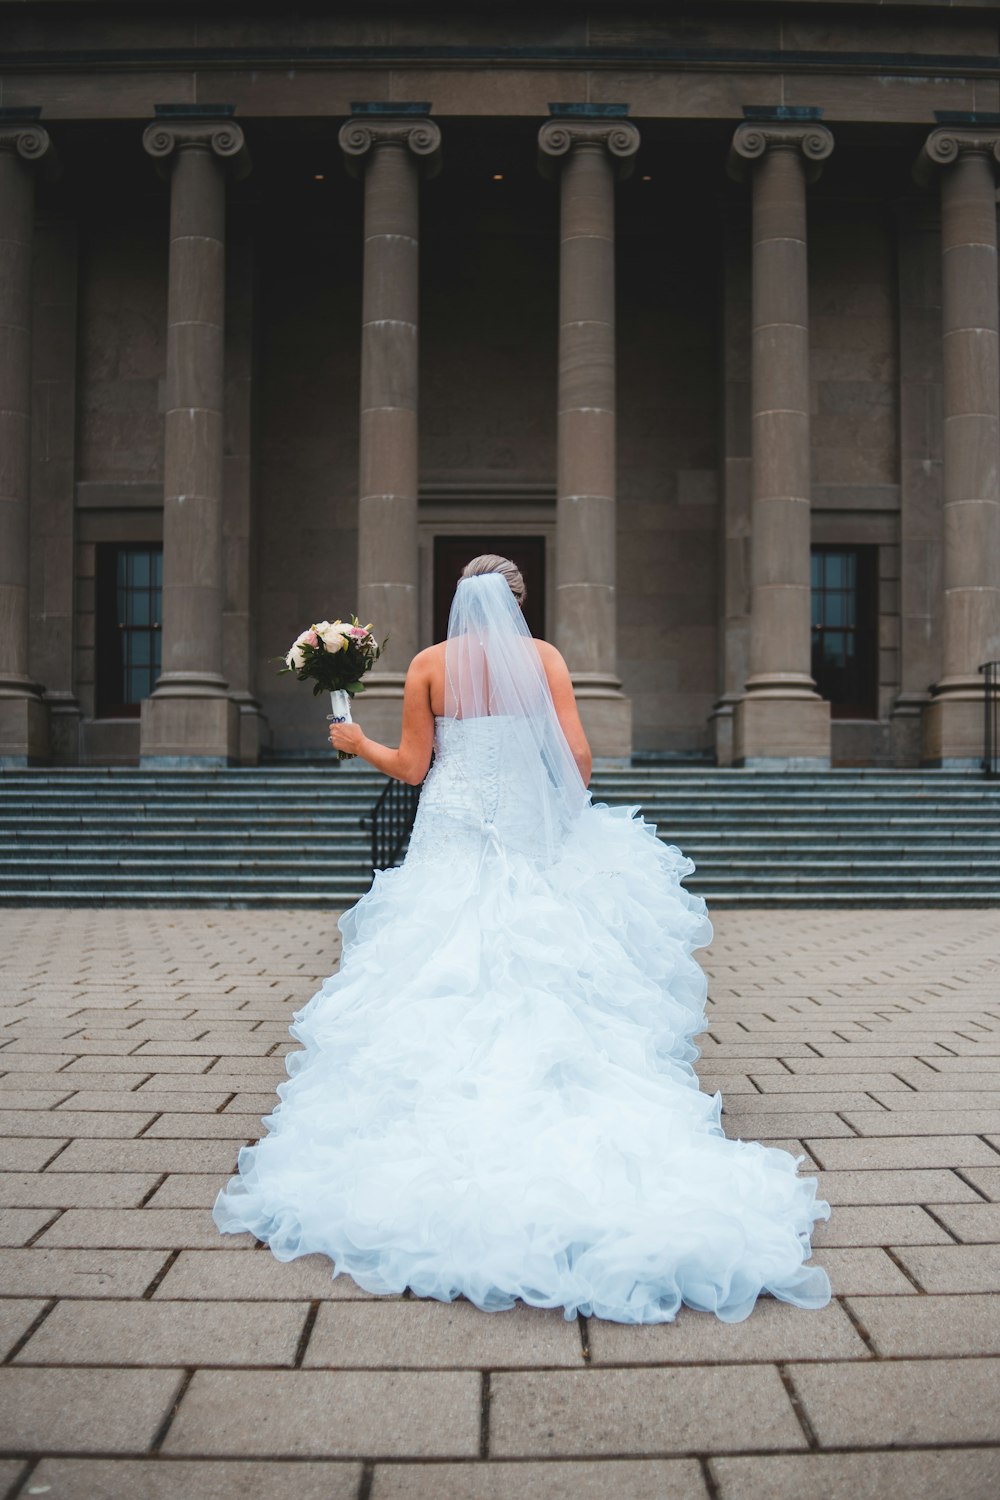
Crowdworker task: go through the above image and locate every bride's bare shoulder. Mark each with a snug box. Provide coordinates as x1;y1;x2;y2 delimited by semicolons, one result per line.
532;637;568;669
410;643;445;666
408;643;445;683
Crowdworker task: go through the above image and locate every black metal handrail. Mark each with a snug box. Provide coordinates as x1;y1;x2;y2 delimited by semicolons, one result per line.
361;779;421;874
980;661;1000;779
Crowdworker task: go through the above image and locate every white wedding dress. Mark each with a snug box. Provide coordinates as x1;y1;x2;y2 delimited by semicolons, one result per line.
213;576;831;1324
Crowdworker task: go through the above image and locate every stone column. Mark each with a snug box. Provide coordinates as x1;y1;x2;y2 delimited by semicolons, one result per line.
711;205;753;767
223;213;265;765
538;116;640;760
339;112;441;746
0;119;55;766
728;121;833;768
139;115;250;765
913;128;1000;765
890;200;943;765
30;220;82;764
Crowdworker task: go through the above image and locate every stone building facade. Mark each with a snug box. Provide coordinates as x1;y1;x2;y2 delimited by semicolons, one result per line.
1;1;999;768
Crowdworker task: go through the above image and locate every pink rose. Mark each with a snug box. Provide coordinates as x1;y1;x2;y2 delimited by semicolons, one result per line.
349;626;368;639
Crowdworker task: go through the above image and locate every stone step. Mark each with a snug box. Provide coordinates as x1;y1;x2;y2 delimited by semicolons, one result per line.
3;765;997;906
3;798;995;810
2;834;995;854
1;773;994;793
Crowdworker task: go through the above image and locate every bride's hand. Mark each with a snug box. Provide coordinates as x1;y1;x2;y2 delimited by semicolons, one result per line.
329;721;365;756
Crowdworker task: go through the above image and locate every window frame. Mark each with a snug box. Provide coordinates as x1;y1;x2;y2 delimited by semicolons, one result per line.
95;543;164;719
810;543;879;721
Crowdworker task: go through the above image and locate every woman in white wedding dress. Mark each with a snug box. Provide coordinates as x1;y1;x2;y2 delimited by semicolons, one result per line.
213;555;831;1324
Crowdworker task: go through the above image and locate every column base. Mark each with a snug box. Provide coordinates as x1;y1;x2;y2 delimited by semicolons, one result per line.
889;691;931;768
140;693;239;766
572;675;632;761
733;692;831;769
0;693;50;766
709;693;741;768
920;693;988;768
230;693;266;767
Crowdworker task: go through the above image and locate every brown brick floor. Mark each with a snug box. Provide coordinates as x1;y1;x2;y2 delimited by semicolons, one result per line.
1;908;999;1499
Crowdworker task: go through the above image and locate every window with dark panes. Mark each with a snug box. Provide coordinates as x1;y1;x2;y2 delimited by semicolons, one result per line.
95;545;163;717
810;545;878;719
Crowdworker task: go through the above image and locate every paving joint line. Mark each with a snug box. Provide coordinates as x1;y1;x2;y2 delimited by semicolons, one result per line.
479;1371;491;1458
701;1456;723;1500
950;1167;995;1205
21;1210;62;1247
147;1367;195;1455
837;1293;879;1356
920;1204;965;1244
141;1248;181;1299
293;1300;321;1367
6;1457;39;1500
881;1245;927;1292
3;1299;56;1364
137;1170;170;1206
776;1361;821;1449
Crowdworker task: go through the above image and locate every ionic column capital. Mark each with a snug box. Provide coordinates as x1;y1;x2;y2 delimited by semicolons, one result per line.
142;119;251;181
537;118;640;181
0;122;59;179
338;116;442;179
727;121;834;184
913;126;1000;188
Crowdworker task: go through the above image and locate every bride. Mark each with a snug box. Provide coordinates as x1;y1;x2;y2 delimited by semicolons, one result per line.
213;554;831;1323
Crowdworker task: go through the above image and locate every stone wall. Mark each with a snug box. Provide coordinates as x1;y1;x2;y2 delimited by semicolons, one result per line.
55;124;925;759
10;2;991;766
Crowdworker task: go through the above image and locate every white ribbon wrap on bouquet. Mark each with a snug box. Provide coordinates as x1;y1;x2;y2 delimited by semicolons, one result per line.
329;689;353;724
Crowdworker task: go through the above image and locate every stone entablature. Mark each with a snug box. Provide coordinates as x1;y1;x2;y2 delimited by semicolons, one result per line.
2;3;999;127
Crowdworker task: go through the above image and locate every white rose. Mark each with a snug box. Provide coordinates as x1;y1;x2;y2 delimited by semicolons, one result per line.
286;644;306;670
319;621;350;652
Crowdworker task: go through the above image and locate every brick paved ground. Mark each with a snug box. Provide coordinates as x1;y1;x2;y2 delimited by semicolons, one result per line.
0;908;999;1499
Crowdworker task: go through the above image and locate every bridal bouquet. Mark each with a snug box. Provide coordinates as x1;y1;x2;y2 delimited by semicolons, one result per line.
278;617;385;760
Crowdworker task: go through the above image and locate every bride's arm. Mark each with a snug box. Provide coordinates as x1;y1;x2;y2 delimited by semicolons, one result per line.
537;641;593;787
328;654;435;785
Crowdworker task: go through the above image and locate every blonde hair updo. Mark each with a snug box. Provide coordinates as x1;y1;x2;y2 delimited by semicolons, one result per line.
459;553;526;606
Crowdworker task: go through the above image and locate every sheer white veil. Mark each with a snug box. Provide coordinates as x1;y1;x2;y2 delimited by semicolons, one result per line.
443;572;589;863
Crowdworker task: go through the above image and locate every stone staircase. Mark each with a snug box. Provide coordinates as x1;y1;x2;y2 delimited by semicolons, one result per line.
0;765;997;907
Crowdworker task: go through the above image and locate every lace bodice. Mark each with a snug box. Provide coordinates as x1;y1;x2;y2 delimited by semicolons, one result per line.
405;716;567;869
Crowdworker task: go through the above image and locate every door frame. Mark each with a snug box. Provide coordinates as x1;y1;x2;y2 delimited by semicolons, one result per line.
417;483;556;647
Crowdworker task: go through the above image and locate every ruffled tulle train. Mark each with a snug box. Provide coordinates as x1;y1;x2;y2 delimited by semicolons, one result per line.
213;776;831;1324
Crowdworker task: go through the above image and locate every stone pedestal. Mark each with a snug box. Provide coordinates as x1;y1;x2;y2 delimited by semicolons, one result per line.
538;116;639;760
728;121;833;769
914;129;1000;766
0;121;55;765
140;115;250;766
340;111;441;746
